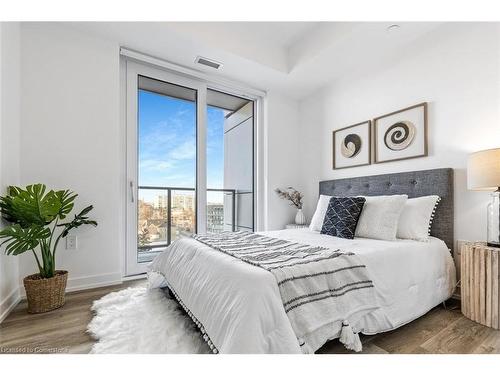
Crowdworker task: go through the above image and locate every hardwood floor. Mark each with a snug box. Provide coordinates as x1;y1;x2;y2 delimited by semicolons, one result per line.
1;282;499;354
0;280;145;354
319;299;500;354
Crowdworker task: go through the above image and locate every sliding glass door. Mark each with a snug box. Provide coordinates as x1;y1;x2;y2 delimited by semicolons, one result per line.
126;61;255;275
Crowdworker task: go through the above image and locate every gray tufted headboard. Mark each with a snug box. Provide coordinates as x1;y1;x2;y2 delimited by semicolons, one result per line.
319;168;454;249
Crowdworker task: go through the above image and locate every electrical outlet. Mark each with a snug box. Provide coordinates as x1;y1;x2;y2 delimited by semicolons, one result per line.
66;235;77;250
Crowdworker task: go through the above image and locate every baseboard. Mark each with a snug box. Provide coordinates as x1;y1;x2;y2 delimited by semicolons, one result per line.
0;287;21;323
66;272;124;293
122;273;147;282
18;272;124;298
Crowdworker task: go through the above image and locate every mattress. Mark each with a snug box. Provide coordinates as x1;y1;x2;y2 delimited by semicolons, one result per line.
148;228;456;353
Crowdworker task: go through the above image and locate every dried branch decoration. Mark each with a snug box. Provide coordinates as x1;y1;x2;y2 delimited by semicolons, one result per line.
274;187;303;209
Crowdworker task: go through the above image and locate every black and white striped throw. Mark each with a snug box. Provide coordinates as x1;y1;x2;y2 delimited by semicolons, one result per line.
193;231;379;352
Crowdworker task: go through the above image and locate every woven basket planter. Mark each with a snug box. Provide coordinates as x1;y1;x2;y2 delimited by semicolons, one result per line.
23;270;68;313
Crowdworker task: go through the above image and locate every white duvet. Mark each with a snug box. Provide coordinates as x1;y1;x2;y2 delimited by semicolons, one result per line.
148;228;456;354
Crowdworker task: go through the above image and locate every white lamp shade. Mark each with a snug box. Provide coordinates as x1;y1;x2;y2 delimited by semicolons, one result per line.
467;148;500;190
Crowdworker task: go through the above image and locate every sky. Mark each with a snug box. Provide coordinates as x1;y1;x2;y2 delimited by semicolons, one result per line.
138;89;225;203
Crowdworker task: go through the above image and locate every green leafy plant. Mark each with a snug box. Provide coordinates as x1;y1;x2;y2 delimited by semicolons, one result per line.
0;184;97;278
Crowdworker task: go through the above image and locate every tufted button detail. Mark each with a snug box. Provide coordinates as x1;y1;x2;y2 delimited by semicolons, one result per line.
412;180;418;185
365;183;369;188
387;182;392;187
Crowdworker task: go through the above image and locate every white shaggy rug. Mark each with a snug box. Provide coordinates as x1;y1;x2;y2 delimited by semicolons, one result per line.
87;287;211;354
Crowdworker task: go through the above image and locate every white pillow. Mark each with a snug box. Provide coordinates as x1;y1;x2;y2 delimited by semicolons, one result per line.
355;195;408;241
397;195;440;241
309;195;332;231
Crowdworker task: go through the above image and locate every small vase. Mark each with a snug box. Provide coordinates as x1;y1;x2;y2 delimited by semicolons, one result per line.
295;208;306;225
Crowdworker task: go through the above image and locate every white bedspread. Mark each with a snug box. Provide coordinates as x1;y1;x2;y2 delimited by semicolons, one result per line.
148;229;456;353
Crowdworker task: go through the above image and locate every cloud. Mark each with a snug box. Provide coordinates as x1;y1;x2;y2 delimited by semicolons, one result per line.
139;159;176;171
168;138;196;161
140;122;177;148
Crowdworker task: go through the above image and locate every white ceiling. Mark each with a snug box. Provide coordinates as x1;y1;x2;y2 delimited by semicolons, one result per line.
160;22;319;72
169;22;318;49
65;21;443;99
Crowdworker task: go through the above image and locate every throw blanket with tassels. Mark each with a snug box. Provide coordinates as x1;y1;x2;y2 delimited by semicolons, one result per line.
193;231;379;353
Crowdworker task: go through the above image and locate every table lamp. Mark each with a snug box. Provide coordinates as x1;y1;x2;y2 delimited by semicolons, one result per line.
468;148;500;247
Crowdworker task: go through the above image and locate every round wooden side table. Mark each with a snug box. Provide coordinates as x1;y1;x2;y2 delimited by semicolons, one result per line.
461;241;500;329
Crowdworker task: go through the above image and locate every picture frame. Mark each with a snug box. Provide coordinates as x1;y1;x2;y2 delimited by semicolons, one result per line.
373;102;428;164
332;120;371;170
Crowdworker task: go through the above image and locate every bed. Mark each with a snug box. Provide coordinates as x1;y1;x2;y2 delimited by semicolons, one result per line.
148;168;457;354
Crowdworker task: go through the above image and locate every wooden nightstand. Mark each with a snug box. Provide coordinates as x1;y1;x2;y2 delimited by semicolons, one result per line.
461;241;500;329
285;224;309;229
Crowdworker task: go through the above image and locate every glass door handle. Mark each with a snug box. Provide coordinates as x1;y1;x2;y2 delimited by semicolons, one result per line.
130;181;134;203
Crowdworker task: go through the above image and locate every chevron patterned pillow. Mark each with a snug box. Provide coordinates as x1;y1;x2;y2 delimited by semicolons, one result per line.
320;197;366;239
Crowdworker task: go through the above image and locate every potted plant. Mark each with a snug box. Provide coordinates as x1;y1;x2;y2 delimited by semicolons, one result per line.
274;187;306;225
0;184;97;313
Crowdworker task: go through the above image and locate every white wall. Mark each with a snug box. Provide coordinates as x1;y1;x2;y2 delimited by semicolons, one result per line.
264;92;302;230
298;23;500;249
0;22;21;321
18;23;123;291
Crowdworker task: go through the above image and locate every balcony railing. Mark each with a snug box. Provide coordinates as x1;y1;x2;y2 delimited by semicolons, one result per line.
137;186;236;252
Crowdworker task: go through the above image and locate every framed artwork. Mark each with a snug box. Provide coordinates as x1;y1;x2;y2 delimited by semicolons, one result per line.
374;102;428;163
332;120;371;169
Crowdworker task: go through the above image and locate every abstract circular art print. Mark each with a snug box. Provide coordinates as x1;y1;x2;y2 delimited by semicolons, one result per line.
341;133;362;158
383;121;416;151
